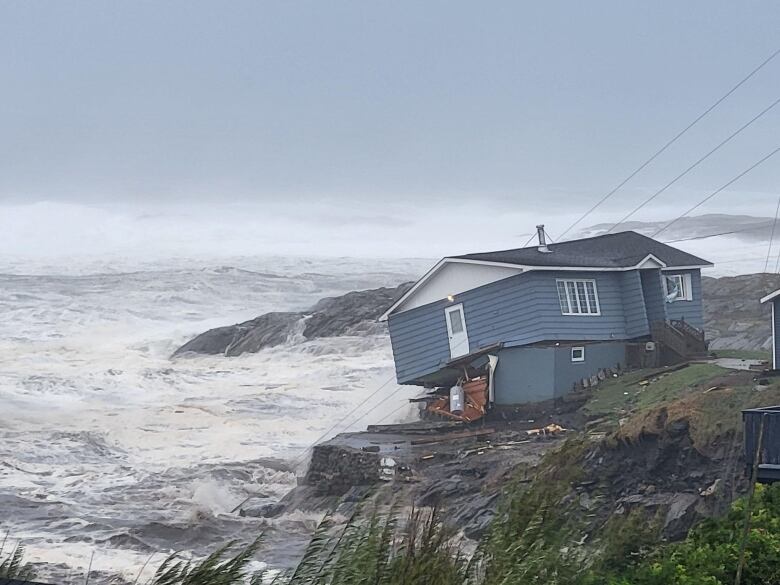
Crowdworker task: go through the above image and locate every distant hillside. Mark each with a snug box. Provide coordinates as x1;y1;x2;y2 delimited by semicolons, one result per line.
703;273;780;350
581;213;775;243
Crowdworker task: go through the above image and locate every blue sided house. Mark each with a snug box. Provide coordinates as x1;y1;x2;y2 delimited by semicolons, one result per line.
380;227;713;406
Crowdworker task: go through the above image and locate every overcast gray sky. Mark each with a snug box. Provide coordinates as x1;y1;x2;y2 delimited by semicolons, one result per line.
1;1;779;260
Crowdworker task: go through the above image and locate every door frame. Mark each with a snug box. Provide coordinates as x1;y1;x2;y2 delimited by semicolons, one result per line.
444;303;469;358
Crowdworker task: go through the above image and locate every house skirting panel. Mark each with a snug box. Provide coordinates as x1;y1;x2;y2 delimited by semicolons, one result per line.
493;341;627;405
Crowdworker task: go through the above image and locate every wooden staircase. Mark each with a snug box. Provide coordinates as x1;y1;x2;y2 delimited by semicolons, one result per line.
651;319;709;363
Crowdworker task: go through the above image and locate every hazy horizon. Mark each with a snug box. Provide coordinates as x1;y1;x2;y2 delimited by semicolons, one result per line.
2;1;779;267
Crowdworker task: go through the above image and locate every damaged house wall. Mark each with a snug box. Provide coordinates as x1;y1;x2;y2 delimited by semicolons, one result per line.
663;269;705;328
388;270;646;385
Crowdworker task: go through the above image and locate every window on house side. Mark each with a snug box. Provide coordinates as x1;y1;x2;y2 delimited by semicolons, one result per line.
448;308;464;333
571;347;585;362
556;279;601;315
663;274;693;302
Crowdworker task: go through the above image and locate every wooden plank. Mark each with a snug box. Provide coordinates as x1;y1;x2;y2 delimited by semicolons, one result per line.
410;428;495;446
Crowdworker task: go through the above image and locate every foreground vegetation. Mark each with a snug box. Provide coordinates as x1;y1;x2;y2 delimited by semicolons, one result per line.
0;543;37;581
110;483;780;584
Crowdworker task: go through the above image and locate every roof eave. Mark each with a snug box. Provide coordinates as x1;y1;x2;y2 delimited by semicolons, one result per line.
378;257;526;321
760;289;780;304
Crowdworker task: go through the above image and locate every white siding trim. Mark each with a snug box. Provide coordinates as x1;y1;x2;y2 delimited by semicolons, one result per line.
761;288;780;304
394;262;523;313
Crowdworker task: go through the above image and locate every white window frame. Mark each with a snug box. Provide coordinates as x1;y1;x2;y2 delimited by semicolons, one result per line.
571;346;585;362
556;279;601;316
663;273;693;302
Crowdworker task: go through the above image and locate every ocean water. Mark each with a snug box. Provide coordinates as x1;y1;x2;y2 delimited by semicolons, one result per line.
0;256;428;583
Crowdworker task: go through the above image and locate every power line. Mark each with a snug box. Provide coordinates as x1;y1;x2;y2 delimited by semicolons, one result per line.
773;216;780;273
765;196;780;272
650;146;780;239
289;376;399;467
607;95;780;234
707;256;780;266
288;333;473;469
522;232;537;247
660;221;776;243
375;402;412;425
556;46;780;241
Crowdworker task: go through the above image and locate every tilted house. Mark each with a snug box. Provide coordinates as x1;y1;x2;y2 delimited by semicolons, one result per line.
380;228;712;405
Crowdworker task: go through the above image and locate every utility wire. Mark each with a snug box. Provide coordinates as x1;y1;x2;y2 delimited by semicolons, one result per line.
607;95;780;234
774;243;780;273
764;195;780;272
556;46;780;241
288;377;400;468
773;218;780;273
774;234;780;274
287;333;474;470
660;221;776;243
650;146;780;239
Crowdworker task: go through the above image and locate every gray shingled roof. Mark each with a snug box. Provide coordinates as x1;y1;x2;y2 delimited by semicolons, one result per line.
451;231;712;268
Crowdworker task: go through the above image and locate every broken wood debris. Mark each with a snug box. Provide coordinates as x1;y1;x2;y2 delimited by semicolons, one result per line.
459;439;532;458
424;376;489;423
526;423;567;437
410;427;495;446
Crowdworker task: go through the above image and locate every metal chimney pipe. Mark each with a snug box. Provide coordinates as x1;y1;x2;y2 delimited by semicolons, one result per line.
536;224;551;253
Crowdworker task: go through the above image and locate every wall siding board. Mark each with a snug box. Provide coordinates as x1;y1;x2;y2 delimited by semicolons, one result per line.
640;269;667;325
620;271;650;337
663;269;704;329
390;270;630;383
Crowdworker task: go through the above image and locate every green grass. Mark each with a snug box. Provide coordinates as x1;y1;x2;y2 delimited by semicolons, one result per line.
583;363;726;422
710;349;771;361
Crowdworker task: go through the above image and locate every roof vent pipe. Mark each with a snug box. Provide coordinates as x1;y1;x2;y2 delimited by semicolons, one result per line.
536;224;552;253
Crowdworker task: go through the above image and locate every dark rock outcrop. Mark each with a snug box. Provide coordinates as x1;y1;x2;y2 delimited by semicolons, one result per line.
173;283;413;357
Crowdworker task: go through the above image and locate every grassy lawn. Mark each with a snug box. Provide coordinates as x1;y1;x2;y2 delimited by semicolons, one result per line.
583;361;780;448
710;348;771;361
583;363;726;421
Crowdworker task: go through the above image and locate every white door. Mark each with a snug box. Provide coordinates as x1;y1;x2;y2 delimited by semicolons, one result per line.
445;303;469;358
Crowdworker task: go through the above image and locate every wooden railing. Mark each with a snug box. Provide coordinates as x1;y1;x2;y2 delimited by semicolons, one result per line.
670;318;705;342
651;319;708;360
651;321;689;359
